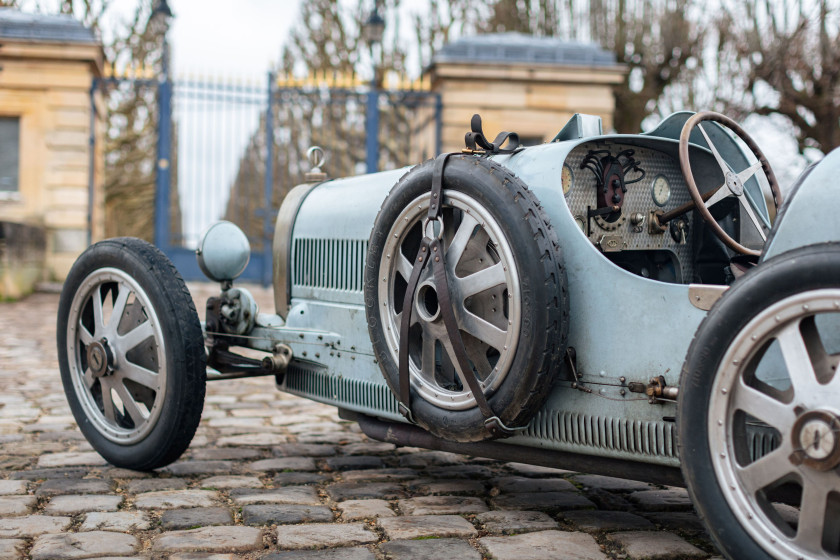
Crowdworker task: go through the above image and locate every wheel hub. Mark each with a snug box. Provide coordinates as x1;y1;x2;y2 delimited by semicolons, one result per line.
725;171;744;195
86;339;114;378
416;281;440;322
790;409;840;471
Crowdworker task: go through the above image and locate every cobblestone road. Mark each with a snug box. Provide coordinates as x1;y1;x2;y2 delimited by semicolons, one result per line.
0;284;722;560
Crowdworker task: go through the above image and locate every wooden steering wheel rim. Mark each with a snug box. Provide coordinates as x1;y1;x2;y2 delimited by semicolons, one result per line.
678;111;783;257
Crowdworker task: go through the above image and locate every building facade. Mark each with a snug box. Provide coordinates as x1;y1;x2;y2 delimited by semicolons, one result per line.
0;10;104;295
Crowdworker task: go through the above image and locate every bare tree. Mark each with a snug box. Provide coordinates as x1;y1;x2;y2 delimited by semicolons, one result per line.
717;0;840;155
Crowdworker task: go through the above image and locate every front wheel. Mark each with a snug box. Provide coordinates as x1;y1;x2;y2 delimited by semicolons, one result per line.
57;238;206;470
679;243;840;559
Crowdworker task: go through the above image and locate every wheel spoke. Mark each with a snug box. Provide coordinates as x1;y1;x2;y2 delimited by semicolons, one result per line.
793;475;837;553
776;320;821;396
698;123;732;177
396;254;414;282
114;381;147;426
458;262;505;298
463;341;493;379
736;444;795;496
446;213;478;270
736;160;763;185
99;378;116;423
119;362;160;391
106;284;130;333
91;288;105;338
78;323;94;345
119;321;155;352
460;311;507;351
737;194;767;241
420;326;436;376
438;336;474;391
733;378;795;433
83;368;96;389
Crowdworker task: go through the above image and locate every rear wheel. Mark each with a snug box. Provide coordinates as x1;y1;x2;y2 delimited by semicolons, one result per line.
57;238;206;470
365;155;568;442
679;243;840;559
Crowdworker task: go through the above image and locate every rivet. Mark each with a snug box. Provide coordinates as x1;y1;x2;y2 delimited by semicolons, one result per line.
775;315;781;322
720;453;726;458
599;370;606;377
751;335;757;341
733;359;739;365
386;254;391;259
433;246;437;252
418;257;423;262
504;346;507;350
721;388;727;394
508;320;512;325
394;233;398;238
718;420;723;426
422;246;427;252
803;304;810;311
433;193;438;198
435;257;440;262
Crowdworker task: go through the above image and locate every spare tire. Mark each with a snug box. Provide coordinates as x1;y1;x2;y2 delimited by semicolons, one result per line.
364;155;568;442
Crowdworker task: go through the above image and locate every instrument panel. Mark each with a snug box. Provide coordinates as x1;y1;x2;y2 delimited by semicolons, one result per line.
563;141;695;282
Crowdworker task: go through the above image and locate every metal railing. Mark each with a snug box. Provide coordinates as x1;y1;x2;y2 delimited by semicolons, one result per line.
95;68;442;285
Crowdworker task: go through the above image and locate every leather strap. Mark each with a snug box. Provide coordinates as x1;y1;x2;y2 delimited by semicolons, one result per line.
464;114;521;154
394;152;521;437
398;237;430;421
397;153;450;421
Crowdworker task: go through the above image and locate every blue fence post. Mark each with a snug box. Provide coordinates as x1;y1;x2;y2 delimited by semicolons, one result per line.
365;81;380;174
262;71;276;286
87;79;98;247
154;52;173;252
434;92;443;156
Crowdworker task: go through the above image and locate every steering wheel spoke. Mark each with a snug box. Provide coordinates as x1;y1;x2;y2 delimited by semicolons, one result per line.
697;123;732;178
703;184;732;210
679;112;782;257
737;195;768;241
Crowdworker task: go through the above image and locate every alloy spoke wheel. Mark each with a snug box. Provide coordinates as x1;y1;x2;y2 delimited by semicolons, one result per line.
378;191;521;411
709;289;840;558
66;267;167;444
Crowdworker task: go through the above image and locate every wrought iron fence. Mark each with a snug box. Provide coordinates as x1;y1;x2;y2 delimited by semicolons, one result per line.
96;69;442;285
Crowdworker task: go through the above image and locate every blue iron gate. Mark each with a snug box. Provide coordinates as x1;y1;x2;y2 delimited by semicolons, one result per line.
96;70;442;285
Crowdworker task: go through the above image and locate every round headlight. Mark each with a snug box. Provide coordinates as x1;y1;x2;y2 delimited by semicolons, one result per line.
196;221;250;282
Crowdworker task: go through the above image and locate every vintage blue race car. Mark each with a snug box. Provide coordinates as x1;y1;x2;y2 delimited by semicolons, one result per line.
57;110;840;560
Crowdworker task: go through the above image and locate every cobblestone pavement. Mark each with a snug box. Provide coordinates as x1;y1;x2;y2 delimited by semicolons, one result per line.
0;284;722;560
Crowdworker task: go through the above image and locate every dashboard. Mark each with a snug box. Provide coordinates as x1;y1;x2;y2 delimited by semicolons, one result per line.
563;141;698;283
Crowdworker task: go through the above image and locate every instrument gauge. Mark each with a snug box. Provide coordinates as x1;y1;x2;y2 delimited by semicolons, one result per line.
562;164;574;195
651;175;671;207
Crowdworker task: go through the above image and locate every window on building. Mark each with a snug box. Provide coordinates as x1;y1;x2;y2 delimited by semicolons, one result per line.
0;116;20;196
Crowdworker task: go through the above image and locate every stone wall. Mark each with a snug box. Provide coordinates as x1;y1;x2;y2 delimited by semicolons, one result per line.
0;221;46;300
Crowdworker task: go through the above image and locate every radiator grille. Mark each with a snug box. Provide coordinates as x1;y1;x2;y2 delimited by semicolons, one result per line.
284;361;399;416
292;238;367;292
525;409;678;458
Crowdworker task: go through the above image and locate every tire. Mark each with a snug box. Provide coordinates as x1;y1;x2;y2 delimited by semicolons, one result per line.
57;238;206;470
678;243;840;560
364;155;568;442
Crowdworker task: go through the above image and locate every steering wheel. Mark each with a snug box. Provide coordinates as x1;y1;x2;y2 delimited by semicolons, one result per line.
678;111;784;257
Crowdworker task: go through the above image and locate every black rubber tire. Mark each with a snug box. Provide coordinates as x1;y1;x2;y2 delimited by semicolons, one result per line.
678;242;840;560
365;155;569;442
57;238;206;470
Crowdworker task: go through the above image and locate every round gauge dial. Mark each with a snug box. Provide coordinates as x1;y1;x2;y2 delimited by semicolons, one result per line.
651;175;671;207
562;164;574;195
